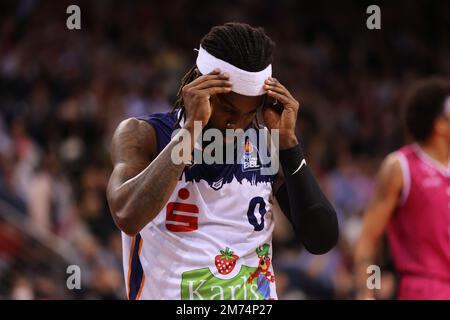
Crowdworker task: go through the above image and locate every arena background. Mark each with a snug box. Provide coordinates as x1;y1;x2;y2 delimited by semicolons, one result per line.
0;0;448;299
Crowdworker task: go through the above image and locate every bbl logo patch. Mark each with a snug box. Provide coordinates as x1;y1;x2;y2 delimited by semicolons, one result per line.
242;137;261;172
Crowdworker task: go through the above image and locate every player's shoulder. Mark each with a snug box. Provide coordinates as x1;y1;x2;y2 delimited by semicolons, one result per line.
383;143;417;166
139;111;179;129
117;116;150;129
114;117;155;139
377;151;404;189
381;151;403;172
111;117;157;161
382;144;419;175
393;144;416;158
116;111;177;132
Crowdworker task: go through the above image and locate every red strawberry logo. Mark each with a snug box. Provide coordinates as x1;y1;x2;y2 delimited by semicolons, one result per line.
215;247;239;275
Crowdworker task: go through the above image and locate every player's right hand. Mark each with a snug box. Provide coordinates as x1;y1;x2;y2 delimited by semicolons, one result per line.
181;68;232;127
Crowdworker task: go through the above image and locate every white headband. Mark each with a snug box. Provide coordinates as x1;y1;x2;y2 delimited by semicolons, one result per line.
196;46;272;96
445;96;450;116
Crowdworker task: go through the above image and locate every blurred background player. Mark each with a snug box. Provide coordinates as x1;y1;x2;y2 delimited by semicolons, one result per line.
354;78;450;299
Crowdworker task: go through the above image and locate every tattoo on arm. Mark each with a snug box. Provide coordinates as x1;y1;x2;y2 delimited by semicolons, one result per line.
107;118;195;234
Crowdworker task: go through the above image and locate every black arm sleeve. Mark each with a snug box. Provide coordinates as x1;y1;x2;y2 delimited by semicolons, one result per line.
276;144;339;254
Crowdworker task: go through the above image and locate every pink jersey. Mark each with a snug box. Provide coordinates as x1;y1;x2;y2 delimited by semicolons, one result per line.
387;144;450;299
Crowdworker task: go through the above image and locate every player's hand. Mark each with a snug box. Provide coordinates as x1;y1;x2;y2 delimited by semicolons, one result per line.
181;68;232;128
262;77;299;150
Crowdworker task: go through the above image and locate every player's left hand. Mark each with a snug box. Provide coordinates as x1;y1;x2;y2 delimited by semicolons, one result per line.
262;77;299;150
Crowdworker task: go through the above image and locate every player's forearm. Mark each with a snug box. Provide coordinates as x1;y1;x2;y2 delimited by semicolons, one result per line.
278;143;339;254
354;234;378;299
111;122;199;235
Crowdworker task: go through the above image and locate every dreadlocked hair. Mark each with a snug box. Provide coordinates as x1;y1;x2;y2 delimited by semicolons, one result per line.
172;22;276;128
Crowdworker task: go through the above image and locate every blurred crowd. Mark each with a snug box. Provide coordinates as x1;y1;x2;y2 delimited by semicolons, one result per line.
0;0;449;299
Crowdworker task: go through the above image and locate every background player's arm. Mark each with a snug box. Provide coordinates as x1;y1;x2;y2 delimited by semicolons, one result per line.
106;118;198;236
354;153;403;299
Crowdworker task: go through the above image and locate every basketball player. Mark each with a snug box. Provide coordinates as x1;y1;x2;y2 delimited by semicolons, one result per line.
354;78;450;299
107;23;338;300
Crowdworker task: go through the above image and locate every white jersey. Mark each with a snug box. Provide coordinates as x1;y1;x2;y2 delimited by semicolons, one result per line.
122;112;278;300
